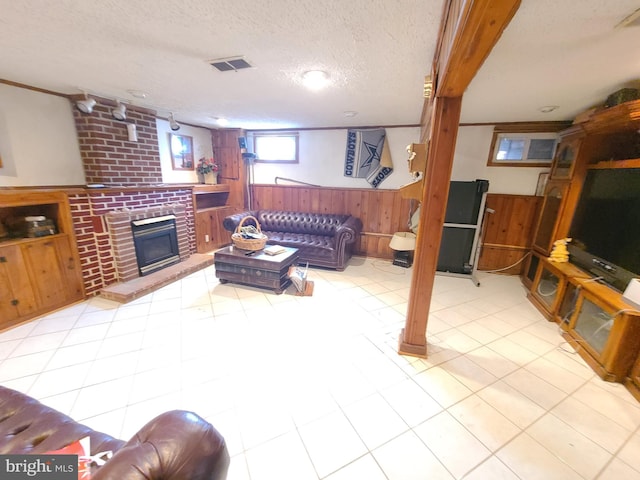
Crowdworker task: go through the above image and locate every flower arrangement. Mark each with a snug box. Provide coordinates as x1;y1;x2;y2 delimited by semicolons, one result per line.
196;157;219;175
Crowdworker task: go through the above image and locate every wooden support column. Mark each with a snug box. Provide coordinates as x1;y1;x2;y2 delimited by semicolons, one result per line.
399;0;521;357
398;96;462;356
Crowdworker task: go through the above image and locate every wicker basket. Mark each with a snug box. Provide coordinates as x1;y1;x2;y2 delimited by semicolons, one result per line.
231;215;268;251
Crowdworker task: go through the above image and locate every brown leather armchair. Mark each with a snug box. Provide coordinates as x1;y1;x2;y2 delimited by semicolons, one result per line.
0;386;229;480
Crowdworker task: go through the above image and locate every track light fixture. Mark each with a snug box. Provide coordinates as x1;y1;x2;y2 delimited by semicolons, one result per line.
168;113;180;131
76;96;96;114
111;101;127;121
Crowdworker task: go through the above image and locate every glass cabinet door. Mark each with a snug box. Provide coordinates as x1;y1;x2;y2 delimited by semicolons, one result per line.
522;252;540;289
551;135;581;180
532;181;568;255
534;266;561;311
557;282;578;327
572;296;614;355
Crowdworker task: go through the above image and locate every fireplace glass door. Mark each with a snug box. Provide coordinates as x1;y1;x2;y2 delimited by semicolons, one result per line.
131;215;180;276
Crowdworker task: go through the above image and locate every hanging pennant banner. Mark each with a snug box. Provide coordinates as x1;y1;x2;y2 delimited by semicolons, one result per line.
344;128;393;188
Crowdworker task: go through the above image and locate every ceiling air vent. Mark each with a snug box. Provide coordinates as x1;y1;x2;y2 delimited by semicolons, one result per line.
209;56;253;72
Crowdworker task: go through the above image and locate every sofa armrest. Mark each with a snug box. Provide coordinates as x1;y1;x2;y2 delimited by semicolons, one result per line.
93;410;229;480
222;211;257;233
335;216;363;244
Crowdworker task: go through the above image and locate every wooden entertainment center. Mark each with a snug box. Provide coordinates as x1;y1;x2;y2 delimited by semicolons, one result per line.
524;99;640;401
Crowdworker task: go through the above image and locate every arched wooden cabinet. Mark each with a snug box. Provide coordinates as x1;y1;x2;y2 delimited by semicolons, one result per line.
531;180;569;256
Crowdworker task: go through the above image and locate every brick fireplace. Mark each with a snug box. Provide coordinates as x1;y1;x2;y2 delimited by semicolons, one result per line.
105;203;189;282
68;187;196;296
67;96;213;297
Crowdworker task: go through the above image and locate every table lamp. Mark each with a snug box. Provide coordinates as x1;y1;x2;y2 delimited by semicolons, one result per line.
389;232;416;267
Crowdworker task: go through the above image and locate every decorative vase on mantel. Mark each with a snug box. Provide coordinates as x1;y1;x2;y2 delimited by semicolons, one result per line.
206;172;218;185
197;172;206;184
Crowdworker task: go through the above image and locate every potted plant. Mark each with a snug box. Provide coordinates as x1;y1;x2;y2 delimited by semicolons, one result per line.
196;157;219;183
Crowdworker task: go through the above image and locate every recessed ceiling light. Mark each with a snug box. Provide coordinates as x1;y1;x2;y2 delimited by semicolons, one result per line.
216;118;229;126
538;105;559;113
302;70;330;90
343;111;358;117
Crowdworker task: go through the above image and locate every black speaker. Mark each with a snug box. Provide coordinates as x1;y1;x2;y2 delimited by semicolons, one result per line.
238;137;247;149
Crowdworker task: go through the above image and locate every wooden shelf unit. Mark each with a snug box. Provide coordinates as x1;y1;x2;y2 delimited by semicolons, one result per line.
560;276;640;382
526;99;640;396
529;256;640;383
192;184;235;253
0;189;84;332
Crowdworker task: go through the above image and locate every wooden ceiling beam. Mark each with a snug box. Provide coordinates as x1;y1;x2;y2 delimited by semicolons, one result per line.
437;0;521;98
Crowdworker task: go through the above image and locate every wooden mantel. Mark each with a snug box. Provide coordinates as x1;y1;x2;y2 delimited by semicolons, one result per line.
399;0;522;357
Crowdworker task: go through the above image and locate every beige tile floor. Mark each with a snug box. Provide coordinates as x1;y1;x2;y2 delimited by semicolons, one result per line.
1;256;640;480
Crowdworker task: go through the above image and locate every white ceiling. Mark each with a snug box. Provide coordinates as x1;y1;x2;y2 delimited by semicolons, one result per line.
1;0;639;129
463;0;640;124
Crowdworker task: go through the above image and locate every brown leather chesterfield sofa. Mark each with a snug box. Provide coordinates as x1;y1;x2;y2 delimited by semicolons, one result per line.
223;210;362;271
0;386;229;479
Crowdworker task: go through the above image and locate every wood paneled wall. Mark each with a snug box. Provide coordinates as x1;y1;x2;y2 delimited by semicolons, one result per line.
251;184;414;259
250;185;541;273
478;193;541;274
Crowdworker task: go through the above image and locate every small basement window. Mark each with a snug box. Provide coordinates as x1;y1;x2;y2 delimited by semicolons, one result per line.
252;131;299;164
488;131;559;167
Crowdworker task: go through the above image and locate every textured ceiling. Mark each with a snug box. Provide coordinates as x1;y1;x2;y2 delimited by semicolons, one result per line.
463;0;640;123
0;0;442;129
1;1;639;129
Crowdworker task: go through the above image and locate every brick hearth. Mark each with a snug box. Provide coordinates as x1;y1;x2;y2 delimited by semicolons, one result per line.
100;253;214;303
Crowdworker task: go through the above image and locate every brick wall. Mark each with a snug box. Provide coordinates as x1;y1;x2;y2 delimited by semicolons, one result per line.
68;187;195;296
73;97;162;185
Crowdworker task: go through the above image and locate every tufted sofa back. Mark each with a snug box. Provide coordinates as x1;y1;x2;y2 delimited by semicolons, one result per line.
256;210;350;236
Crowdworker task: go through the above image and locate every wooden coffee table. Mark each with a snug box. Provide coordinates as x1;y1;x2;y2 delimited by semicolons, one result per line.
214;245;299;294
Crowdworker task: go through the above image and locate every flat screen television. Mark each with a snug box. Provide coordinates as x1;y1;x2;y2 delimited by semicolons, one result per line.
568;168;640;292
